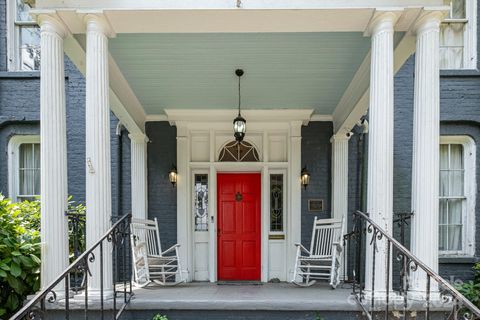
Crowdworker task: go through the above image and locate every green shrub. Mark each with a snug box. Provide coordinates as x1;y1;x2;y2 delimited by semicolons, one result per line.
152;314;169;320
0;195;86;318
0;196;41;318
456;262;480;308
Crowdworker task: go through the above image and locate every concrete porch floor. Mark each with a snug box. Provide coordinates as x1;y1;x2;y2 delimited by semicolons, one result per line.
126;282;359;311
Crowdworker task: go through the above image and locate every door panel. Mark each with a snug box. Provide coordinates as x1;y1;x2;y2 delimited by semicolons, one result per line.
217;173;261;281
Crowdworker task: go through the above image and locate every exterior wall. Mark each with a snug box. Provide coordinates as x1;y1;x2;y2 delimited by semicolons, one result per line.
300;122;333;247
145;121;177;250
391;54;480;280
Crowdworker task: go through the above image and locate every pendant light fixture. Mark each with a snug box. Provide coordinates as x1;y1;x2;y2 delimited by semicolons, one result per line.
233;69;246;142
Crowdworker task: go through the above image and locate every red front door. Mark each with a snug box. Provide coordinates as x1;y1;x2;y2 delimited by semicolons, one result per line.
217;173;261;281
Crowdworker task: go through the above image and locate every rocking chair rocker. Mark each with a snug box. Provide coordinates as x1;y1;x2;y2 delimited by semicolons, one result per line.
130;218;186;287
292;217;344;288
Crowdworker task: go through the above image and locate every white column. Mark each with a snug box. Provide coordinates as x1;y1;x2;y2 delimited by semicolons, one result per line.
364;12;396;296
331;132;351;223
85;14;114;294
409;12;443;294
38;15;69;289
129;133;149;220
331;132;351;279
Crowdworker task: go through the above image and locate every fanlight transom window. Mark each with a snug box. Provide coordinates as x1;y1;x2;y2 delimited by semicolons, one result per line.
218;141;260;162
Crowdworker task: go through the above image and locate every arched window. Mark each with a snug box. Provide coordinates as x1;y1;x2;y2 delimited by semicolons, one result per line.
218;140;260;162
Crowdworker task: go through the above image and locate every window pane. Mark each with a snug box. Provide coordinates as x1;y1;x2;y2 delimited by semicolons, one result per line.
439;225;448;251
440;144;449;170
19;26;40;71
449;171;464;196
440;23;465;69
270;174;283;232
450;144;464;169
18;143;40;197
440;170;449;196
194;174;208;231
448;225;462;251
16;0;35;22
449;199;463;224
439;199;448;224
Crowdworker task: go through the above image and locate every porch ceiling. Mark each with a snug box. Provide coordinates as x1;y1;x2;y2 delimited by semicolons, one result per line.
108;33;371;116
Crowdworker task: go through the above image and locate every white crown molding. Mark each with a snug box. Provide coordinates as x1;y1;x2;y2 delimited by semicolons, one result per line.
163;109;314;126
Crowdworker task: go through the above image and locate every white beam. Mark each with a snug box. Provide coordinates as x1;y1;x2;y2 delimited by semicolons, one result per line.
62;33;145;135
333;32;416;134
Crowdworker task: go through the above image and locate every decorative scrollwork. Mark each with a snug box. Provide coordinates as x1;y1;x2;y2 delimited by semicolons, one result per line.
45;290;57;303
406;258;418;272
26;308;45;320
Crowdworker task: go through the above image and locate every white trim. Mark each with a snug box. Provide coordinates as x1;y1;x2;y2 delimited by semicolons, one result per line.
333;33;417;134
439;135;476;257
6;0;16;71
165;109;313;126
464;0;477;69
8;135;41;202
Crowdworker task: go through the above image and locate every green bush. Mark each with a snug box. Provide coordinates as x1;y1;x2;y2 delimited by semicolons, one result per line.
0;196;41;318
0;195;86;318
456;262;480;308
152;314;169;320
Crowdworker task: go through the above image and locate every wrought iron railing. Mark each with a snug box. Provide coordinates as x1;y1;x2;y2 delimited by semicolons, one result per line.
66;211;86;293
348;210;480;320
10;213;133;320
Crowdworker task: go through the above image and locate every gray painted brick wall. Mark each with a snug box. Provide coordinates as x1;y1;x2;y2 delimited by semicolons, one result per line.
145;121;177;250
301;122;333;247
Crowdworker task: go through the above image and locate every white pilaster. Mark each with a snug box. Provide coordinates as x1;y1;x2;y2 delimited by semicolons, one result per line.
288;121;302;280
364;12;396;295
85;14;114;293
38;14;69;289
331;133;351;223
409;12;443;294
177;125;191;281
129;133;149;220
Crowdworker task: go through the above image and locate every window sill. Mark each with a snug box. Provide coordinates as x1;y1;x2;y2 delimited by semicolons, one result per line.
440;69;480;77
439;256;479;264
0;71;40;78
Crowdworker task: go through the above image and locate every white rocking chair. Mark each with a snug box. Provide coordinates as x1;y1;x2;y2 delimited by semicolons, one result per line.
292;217;344;288
130;218;186;287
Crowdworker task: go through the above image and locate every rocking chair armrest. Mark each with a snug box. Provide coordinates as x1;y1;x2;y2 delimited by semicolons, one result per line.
294;243;311;255
161;243;181;256
332;241;343;251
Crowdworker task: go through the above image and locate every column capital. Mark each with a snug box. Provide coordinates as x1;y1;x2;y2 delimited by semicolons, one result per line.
365;11;399;37
83;13;115;38
412;11;444;35
330;132;352;143
128;133;149;143
37;13;70;38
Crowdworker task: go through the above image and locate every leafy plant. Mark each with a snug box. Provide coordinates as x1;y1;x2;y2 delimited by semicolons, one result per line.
152;314;169;320
0;195;86;318
0;196;41;318
456;262;480;308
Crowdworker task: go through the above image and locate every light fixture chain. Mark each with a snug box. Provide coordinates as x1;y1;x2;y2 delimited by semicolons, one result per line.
238;74;241;116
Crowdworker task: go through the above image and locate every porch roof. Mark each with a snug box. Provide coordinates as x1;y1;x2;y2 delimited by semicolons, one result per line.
32;1;449;135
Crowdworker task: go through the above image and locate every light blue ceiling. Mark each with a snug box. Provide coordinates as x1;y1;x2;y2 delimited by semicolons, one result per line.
108;33;371;115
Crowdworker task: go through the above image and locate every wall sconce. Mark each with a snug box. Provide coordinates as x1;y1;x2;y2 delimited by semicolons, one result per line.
169;165;177;187
301;166;310;190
